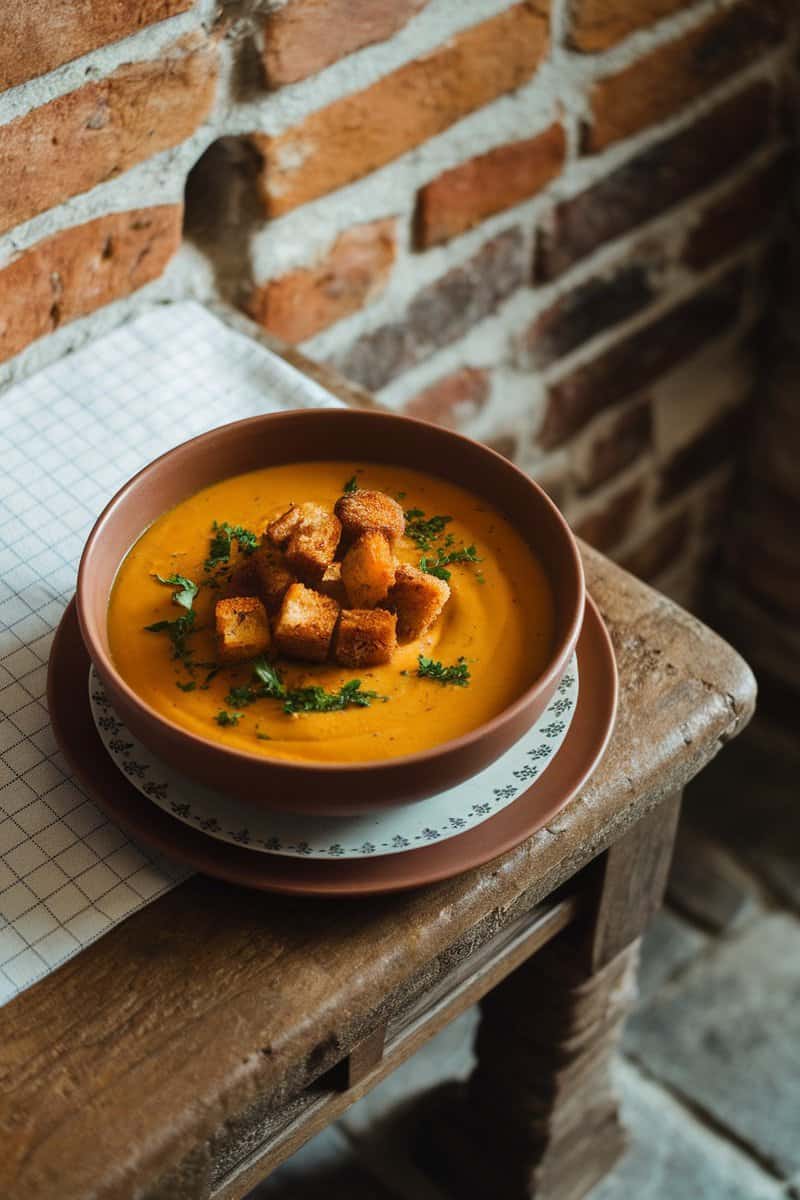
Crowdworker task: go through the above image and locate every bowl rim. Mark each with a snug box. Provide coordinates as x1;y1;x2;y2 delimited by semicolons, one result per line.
76;408;585;779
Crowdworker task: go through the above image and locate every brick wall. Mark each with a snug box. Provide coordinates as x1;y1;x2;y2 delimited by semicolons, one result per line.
1;0;797;603
709;83;800;703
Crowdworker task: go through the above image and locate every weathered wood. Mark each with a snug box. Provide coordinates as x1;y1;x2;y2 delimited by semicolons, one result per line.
209;898;577;1200
589;790;682;970
420;794;684;1200
342;1023;387;1089
0;543;755;1199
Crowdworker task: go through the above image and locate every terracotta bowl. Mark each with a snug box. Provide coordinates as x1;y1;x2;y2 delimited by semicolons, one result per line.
76;409;585;815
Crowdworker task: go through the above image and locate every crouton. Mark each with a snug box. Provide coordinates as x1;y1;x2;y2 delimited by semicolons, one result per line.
334;489;405;546
253;549;295;613
340;531;396;609
223;559;260;599
317;560;348;606
267;502;341;583
334;609;397;668
215;596;271;665
265;504;302;546
387;564;450;641
273;582;340;663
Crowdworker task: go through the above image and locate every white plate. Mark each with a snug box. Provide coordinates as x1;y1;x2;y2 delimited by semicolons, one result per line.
89;657;578;860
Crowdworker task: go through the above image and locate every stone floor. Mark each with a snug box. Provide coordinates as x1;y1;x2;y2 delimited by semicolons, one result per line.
250;716;800;1199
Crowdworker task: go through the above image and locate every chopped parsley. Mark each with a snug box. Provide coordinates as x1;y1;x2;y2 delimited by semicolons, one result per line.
144;607;196;659
343;475;359;494
216;710;243;727
222;658;385;715
404;508;453;551
253;658;288;698
402;505;484;581
419;541;482;582
145;572;200;660
204;521;260;571
154;573;198;611
176;680;197;692
282;679;386;715
416;654;471;687
224;684;259;708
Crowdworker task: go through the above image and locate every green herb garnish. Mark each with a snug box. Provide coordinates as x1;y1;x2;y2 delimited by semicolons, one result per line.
145;608;196;658
154;573;198;611
404;508;453;551
204;521;259;571
222;659;385;717
256;731;272;741
343;475;359;494
253;658;288;698
224;684;259;708
176;680;197;692
216;710;243;726
416;655;471;687
282;679;386;715
419;543;482;582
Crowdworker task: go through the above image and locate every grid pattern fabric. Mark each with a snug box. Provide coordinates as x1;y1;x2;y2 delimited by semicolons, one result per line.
0;302;341;1005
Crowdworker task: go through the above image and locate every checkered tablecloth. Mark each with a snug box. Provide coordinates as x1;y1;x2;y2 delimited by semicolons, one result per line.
0;302;341;1005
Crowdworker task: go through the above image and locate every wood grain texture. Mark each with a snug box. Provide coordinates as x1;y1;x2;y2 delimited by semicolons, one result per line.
211;898;578;1200
0;346;756;1200
415;792;683;1200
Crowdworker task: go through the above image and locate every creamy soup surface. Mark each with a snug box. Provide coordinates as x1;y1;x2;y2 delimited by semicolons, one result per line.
108;462;556;764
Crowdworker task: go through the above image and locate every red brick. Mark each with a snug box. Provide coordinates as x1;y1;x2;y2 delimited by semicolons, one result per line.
684;157;789;272
537;82;773;281
523;260;659;369
658;405;744;502
539;271;742;449
619;511;690;580
0;206;182;364
575;401;653;493
568;0;691;53
584;3;785;153
0;35;217;235
405;368;490;431
728;484;800;620
415;124;566;249
334;227;525;391
248;4;550;217
261;0;428;87
0;1;194;93
247;219;396;344
572;483;644;552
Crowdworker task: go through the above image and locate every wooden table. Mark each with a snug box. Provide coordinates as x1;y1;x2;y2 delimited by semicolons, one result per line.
0;546;756;1200
0;339;757;1200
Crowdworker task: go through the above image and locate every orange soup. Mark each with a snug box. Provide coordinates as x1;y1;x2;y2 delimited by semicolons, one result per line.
107;462;555;764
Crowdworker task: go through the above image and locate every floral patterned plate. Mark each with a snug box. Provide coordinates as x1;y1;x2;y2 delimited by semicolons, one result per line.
89;657;578;861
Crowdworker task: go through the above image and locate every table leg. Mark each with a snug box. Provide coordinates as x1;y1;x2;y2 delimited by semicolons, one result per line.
418;792;682;1200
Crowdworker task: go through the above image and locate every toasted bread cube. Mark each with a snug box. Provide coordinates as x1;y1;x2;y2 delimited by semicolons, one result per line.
340;531;396;609
215;596;271;665
334;489;405;546
253;549;295;614
387;564;450;642
274;582;339;663
223;560;260;599
334;609;397;668
317;561;348;606
265;505;302;546
267;502;341;583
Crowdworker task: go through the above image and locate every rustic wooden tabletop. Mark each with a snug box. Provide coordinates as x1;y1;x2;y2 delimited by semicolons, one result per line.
0;540;756;1200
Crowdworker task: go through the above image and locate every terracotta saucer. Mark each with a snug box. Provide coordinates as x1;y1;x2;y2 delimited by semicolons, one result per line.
48;596;617;896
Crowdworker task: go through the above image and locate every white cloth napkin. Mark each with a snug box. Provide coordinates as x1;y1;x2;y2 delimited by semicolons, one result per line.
0;302;342;1005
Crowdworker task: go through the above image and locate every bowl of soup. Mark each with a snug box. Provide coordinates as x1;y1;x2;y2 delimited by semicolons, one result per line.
76;409;584;814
